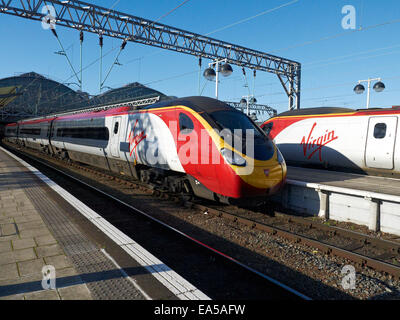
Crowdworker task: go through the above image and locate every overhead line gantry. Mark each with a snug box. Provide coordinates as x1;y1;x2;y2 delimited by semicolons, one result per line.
0;0;301;110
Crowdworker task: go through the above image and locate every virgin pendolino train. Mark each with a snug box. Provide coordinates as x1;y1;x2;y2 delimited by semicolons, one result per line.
4;96;286;204
261;106;400;177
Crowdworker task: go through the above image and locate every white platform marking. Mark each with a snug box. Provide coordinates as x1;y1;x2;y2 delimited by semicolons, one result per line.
1;146;210;300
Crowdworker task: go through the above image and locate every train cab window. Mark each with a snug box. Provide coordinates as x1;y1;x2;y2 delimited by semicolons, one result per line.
113;122;119;134
179;113;194;134
374;123;387;139
263;122;273;136
209;110;264;138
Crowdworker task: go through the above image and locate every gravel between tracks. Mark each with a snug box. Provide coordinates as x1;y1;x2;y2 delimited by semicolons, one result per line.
8;145;400;300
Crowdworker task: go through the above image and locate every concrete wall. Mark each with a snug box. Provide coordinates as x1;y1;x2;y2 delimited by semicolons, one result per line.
273;180;400;236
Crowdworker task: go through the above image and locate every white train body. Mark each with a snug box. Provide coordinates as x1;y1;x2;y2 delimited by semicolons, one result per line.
4;96;287;203
261;107;400;175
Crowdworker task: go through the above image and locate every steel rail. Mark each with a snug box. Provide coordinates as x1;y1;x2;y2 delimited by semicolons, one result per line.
70;157;400;279
6;141;400;279
3;143;310;300
192;204;400;278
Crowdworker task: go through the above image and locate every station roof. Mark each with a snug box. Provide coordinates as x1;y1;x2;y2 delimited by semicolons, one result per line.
0;85;21;108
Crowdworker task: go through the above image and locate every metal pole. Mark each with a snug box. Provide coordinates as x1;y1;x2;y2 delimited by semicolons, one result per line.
207;58;227;100
80;31;83;91
99;34;103;92
295;65;301;110
198;57;202;96
252;70;256;97
357;77;382;109
288;66;294;111
215;64;219;100
366;78;371;109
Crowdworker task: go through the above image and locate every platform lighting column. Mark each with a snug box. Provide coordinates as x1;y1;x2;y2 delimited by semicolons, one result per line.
354;78;385;109
203;58;233;100
240;95;257;116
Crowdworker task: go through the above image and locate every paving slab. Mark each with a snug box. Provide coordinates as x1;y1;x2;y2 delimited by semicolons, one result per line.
0;147;161;300
12;238;35;250
0;241;11;253
17;259;46;277
58;284;92;300
44;255;73;270
35;244;64;258
34;234;57;247
13;248;37;262
25;290;60;300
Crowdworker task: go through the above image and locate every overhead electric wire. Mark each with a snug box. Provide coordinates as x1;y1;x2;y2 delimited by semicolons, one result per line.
15;1;400;116
204;0;299;36
124;0;300;66
273;17;400;53
225;42;400;98
27;0;193;112
303;43;400;66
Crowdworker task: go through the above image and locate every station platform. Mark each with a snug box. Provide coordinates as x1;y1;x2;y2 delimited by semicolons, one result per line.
279;166;400;236
0;146;207;300
287;166;400;197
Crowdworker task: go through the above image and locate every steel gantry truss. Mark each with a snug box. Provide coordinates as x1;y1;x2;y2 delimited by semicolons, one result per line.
225;101;277;119
0;0;301;110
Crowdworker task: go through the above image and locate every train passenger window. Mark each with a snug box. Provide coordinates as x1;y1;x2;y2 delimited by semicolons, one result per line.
373;123;387;139
20;128;41;136
179;113;194;134
114;122;119;134
56;127;109;140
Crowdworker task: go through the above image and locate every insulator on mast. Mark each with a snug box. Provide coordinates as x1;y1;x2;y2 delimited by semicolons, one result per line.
99;34;103;47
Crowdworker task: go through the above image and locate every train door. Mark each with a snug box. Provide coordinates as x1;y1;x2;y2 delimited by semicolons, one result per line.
110;116;121;158
48;120;56;154
365;117;398;169
175;110;218;191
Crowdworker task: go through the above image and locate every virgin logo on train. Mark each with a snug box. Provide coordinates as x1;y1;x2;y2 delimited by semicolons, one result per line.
300;122;338;162
128;119;147;159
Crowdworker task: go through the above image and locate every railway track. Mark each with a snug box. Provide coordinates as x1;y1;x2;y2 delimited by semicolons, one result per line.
2;143;309;300
5;142;400;287
197;204;400;279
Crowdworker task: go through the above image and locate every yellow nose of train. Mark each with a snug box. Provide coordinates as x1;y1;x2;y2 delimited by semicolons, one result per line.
223;146;287;199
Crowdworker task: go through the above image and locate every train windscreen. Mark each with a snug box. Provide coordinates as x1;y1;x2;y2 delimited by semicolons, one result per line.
208;110;264;138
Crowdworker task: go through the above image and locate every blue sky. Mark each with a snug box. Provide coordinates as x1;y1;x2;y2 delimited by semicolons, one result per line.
1;0;400;121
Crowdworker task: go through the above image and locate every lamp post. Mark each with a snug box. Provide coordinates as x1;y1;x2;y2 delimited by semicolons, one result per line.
203;58;233;99
240;95;257;116
354;78;385;109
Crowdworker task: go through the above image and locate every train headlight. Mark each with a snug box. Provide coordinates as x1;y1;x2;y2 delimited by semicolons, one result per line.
221;148;247;167
277;148;285;165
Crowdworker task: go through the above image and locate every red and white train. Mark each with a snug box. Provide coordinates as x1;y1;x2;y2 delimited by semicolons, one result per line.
4;96;287;204
261;106;400;177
